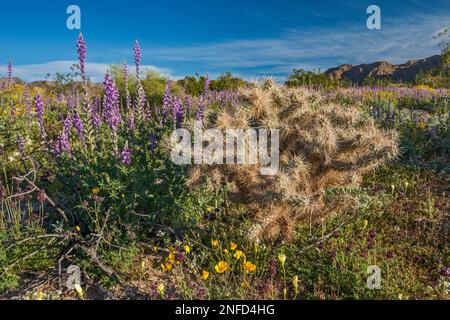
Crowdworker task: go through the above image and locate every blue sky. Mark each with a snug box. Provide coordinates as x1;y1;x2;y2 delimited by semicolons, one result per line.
0;0;448;82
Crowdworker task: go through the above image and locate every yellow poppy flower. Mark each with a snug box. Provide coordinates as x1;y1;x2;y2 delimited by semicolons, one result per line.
223;249;229;254
244;261;256;272
230;242;237;250
75;226;81;232
201;270;210;280
91;187;100;195
184;245;191;254
234;250;244;260
214;261;228;273
161;262;173;271
211;239;219;247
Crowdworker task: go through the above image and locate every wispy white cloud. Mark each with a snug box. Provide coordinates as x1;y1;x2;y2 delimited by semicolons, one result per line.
142;12;448;78
0;61;173;82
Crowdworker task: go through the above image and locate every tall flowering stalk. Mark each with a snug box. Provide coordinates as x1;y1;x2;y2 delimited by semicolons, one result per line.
162;81;172;124
203;72;210;95
35;95;46;139
7;60;12;84
90;97;101;129
134;41;146;115
134;41;141;81
103;71;121;132
123;62;131;110
77;33;87;83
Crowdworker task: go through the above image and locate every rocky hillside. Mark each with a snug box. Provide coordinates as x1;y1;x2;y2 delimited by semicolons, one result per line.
325;55;441;83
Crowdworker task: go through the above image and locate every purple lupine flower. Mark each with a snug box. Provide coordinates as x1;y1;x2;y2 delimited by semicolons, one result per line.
123;62;131;110
73;112;84;141
16;136;25;156
149;134;157;153
55;115;72;155
137;83;146;114
203;72;210;95
172;97;184;128
35;95;46;138
121;142;131;166
185;96;192;113
127;108;135;132
195;97;205;121
24;86;31;118
77;33;87;82
162;81;172;123
134;40;141;80
103;72;121;131
90;97;101;129
7;60;12;83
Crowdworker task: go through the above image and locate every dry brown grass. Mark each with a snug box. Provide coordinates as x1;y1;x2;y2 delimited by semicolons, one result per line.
187;80;399;241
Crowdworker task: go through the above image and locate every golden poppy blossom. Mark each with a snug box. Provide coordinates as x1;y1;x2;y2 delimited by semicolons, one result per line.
214;261;228;273
230;242;238;250
234;250;244;260
91;187;100;195
201;270;210;280
211;239;219;247
244;261;256;272
184;245;191;254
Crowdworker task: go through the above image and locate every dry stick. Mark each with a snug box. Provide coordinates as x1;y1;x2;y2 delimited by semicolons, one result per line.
298;212;357;254
4;234;63;251
79;244;122;283
20;176;69;223
10;159;69;223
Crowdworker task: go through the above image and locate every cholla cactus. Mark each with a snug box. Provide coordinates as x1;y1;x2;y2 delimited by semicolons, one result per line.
188;79;399;241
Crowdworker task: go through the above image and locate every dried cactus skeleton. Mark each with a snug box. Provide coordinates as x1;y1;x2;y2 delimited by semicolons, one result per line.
188;80;399;241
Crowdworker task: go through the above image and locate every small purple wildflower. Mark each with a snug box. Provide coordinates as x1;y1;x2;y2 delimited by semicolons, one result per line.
385;251;395;259
437;267;450;277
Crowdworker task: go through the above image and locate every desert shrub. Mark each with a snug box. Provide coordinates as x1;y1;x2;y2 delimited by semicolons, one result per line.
188;79;399;241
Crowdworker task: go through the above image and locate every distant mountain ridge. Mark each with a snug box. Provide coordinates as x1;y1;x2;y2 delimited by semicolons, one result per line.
325;55;441;83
